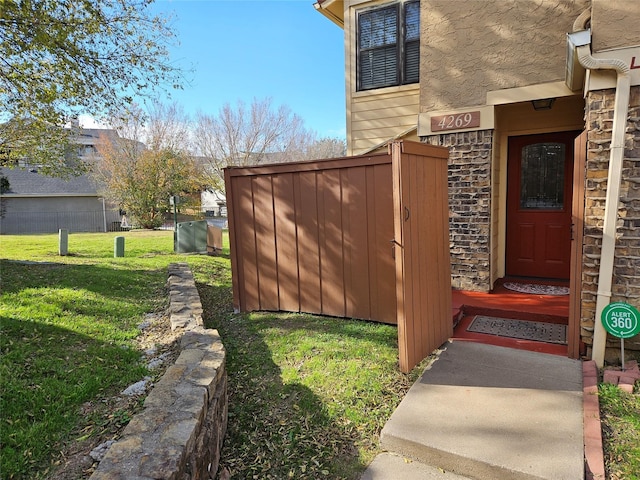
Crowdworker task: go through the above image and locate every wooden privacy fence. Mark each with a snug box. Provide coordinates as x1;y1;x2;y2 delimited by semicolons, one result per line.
224;140;452;372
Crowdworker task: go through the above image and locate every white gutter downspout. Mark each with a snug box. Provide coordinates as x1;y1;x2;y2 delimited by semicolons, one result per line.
572;33;631;367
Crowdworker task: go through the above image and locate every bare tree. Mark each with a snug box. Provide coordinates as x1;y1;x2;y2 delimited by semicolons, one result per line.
305;137;347;160
145;102;193;153
92;103;202;229
193;98;315;191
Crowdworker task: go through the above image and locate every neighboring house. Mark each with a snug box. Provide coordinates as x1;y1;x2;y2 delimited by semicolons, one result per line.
315;0;640;364
0;128;122;234
201;188;227;216
75;126;119;159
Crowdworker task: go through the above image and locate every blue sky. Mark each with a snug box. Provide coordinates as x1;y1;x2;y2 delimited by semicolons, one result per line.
149;0;346;138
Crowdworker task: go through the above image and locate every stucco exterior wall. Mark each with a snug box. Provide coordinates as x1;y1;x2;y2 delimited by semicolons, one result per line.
419;0;589;112
591;0;640;52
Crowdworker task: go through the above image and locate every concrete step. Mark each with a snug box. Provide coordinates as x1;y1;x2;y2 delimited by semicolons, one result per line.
361;452;473;480
376;342;584;480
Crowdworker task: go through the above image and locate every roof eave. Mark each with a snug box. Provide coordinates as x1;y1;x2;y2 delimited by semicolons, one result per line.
314;0;344;28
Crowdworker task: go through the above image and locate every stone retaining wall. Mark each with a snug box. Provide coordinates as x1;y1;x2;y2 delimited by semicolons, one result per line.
90;263;228;480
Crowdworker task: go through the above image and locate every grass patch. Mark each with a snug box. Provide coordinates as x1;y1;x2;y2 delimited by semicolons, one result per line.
205;312;425;479
599;381;640;480
1;230;425;479
0;231;216;478
11;230;640;480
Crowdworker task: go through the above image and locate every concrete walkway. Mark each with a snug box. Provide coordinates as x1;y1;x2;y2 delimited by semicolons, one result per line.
362;341;584;480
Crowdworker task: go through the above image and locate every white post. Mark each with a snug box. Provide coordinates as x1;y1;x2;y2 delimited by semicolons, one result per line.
59;229;68;256
101;198;107;232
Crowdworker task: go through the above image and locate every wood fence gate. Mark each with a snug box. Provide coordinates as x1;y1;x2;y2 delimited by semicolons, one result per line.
224;140;451;372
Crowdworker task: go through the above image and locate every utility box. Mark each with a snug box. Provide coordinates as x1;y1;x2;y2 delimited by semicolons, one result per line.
176;220;208;253
114;236;125;257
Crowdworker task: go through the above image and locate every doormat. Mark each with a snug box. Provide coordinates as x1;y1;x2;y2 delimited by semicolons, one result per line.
503;282;570;296
467;315;567;344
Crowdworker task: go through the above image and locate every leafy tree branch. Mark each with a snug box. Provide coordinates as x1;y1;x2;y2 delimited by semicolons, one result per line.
0;0;182;176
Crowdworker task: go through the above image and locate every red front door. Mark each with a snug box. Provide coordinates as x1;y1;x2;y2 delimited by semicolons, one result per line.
506;132;579;279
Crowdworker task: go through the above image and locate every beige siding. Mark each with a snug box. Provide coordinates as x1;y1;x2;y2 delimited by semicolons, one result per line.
350;87;420;154
344;1;421;155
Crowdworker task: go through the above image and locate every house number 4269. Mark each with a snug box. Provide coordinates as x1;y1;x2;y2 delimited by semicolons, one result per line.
431;111;481;132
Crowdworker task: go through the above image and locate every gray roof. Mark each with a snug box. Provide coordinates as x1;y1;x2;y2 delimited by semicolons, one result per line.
0;167;99;196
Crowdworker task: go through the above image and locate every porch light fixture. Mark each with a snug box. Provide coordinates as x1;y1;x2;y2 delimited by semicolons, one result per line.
531;98;556;111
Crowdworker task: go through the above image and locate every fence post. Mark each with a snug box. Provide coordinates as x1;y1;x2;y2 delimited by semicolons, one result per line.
59;229;69;256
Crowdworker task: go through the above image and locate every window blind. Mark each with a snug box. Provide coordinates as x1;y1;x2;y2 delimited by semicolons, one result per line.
357;1;420;91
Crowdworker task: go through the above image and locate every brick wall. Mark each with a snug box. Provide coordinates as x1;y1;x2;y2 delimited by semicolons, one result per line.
582;85;640;360
423;130;493;292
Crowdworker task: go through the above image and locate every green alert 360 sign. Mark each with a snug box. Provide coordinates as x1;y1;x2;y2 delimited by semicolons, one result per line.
601;302;640;339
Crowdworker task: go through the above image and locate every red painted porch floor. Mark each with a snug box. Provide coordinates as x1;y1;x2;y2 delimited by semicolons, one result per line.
451;280;570;356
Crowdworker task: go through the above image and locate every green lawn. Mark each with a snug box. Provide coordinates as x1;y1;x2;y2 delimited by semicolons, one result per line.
0;230;424;479
211;312;419;479
599;382;640;480
0;231;224;478
6;231;635;480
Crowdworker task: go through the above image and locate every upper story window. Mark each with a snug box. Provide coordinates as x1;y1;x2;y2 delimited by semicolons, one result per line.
82;145;97;156
357;0;420;91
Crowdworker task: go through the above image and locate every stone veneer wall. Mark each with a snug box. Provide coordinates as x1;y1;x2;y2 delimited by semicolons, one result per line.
423;130;493;292
90;262;228;480
582;85;640;359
